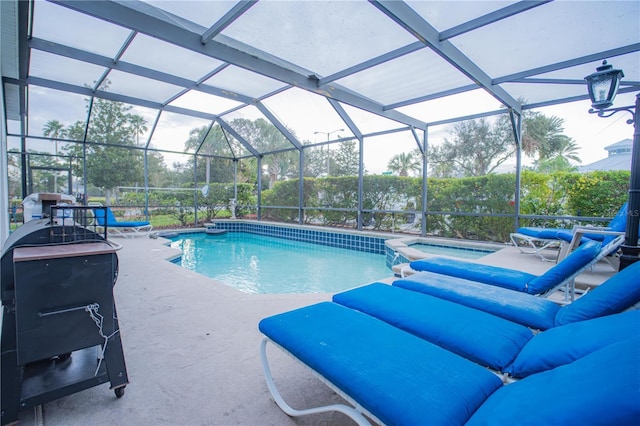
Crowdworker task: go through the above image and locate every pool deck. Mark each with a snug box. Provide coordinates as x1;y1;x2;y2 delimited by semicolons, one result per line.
14;233;615;426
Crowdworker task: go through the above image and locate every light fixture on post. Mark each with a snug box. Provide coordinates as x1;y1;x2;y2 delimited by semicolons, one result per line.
585;60;640;270
314;128;344;176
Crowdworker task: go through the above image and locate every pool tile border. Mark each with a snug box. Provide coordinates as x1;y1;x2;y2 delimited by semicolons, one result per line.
212;221;387;255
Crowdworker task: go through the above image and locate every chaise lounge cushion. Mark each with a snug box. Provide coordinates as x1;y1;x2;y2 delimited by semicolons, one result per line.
409;257;536;292
394;271;562;330
526;240;601;294
516;227;562;240
467;337;640;425
556;203;628;246
506;310;640;378
554;260;640;325
333;283;533;371
408;240;600;294
259;302;503;426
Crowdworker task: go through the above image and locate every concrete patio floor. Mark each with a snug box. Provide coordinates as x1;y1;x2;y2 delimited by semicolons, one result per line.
14;233;615;426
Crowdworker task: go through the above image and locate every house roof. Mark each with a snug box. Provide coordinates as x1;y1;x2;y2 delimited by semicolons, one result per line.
579;153;631;173
605;138;633;152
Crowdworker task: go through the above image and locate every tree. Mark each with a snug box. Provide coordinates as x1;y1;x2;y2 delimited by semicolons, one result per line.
332;140;360;176
146;151;172;188
387;152;421;177
428;117;514;177
231;118;297;188
533;139;581;173
128;114;148;145
42;120;68;191
86;98;145;203
428;107;577;178
66;121;86;141
303;144;327;177
184;124;233;185
43;119;67;149
60;94;146;203
521;112;576;161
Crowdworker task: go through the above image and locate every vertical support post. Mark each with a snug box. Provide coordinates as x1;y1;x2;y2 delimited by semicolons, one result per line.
82;97;95;205
257;156;263;221
619;93;640;270
193;153;198;227
143;149;149;220
357;136;364;231
68;157;73;196
509;109;523;230
421;129;428;237
0;78;9;245
144;111;161;220
19;87;28;198
298;148;304;224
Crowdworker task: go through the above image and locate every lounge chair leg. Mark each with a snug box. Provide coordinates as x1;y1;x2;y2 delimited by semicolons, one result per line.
259;338;372;426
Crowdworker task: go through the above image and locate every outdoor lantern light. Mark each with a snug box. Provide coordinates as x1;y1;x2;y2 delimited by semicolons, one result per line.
584;60;625;110
584;60;640;270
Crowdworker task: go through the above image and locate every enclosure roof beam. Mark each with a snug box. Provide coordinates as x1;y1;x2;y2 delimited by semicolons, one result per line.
201;0;257;45
215;117;261;157
29;37;255;105
23;76;221;121
328;98;364;141
371;0;522;115
51;0;427;130
255;102;302;150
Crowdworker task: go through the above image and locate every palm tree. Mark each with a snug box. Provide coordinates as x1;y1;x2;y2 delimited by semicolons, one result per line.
387;152;421;177
42;119;66;154
128;114;148;146
555;139;581;164
43;120;67;192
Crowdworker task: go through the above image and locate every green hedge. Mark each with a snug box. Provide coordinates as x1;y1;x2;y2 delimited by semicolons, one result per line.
98;170;630;241
261;170;630;242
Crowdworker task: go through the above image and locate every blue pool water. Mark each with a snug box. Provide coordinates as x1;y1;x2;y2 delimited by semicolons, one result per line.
409;243;494;259
169;232;392;294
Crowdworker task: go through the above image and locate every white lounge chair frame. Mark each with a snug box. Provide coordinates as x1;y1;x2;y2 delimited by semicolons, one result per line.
260;337;379;426
557;227;625;268
509;232;561;262
103;222;153;239
90;206;153;239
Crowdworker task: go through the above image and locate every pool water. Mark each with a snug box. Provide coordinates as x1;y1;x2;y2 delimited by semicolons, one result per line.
409;243;494;259
169;232;392;294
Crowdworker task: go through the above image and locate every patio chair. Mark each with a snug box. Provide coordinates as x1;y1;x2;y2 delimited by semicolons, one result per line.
332;282;639;373
93;207;153;238
259;301;639;425
405;237;624;300
510;203;628;262
393;258;640;330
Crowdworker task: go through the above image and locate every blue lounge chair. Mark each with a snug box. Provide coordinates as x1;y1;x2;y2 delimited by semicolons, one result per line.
406;238;623;300
393;259;640;330
93;207;153;238
332;282;639;374
510;203;628;261
259;301;640;425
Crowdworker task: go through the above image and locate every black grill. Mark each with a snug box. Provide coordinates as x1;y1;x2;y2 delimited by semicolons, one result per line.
1;210;128;425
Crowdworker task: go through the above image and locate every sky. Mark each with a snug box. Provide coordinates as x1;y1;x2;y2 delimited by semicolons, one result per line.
18;84;637;176
13;0;639;177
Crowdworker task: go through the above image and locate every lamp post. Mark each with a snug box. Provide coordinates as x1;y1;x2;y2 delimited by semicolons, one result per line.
585;60;640;270
314;129;344;176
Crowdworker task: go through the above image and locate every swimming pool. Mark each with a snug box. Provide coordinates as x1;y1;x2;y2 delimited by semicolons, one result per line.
168;232;392;294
